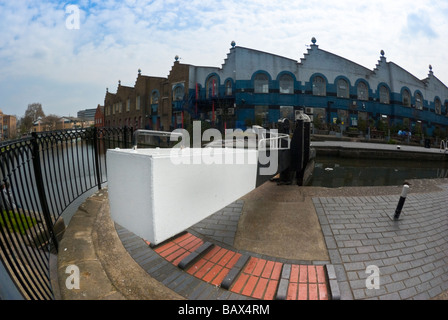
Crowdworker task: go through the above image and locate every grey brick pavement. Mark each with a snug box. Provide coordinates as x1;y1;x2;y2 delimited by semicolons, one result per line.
313;184;448;300
115;223;253;300
189;200;244;246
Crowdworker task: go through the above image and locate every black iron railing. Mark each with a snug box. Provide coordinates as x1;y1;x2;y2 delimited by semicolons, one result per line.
0;127;133;300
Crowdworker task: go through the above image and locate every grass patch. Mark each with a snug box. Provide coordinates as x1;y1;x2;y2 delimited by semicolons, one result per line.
0;210;37;235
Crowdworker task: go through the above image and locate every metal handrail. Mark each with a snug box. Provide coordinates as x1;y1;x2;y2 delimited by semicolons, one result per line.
203;134;291;150
132;129;183;150
258;133;290;151
204;127;291;151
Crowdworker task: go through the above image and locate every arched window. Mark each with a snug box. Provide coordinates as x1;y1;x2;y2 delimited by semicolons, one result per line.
225;80;232;96
337;79;349;98
254;73;269;93
415;92;423;110
312;76;326;96
279;74;294;94
206;76;218;98
173;85;184;101
402;89;411;107
357;81;368;101
379;85;390;104
151;91;159;104
435;98;441;115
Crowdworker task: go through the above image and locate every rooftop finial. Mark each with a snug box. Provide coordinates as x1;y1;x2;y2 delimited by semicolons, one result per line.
175;55;179;62
231;40;236;48
381;50;385;57
311;37;317;45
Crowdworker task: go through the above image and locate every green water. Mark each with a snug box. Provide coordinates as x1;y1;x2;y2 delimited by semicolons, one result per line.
308;156;448;188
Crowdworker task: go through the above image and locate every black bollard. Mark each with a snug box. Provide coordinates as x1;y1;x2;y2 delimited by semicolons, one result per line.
303;119;311;169
394;184;410;220
292;117;304;185
293;110;312;185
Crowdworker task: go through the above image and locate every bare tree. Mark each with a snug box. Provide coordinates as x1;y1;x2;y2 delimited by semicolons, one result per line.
25;103;45;121
42;114;60;131
20;103;46;133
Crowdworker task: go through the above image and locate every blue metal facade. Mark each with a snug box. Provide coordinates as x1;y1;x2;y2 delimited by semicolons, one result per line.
189;76;448;135
185;42;448;137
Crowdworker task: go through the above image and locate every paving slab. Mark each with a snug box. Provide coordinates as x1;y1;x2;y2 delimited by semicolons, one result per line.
314;182;448;300
234;188;329;262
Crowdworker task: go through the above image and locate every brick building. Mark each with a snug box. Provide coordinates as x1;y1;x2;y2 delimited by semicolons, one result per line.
32;116;83;132
104;70;168;131
0;111;17;140
103;39;448;138
4;115;17;140
94;104;105;128
104;81;135;128
134;71;167;131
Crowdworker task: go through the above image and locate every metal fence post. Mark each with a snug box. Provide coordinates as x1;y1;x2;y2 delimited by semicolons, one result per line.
92;127;102;190
123;126;129;149
31;132;59;252
129;127;134;148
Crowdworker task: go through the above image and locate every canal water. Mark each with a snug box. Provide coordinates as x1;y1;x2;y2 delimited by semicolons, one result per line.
308;156;448;188
2;139;111;227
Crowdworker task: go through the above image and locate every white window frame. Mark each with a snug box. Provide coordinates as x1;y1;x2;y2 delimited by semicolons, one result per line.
379;86;390;104
254;74;269;94
312;76;326;96
279;74;294;94
337;79;349;99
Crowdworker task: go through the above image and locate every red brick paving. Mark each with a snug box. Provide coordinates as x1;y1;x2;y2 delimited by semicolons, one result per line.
286;265;329;300
230;257;283;300
186;243;242;287
150;233;330;300
153;233;204;266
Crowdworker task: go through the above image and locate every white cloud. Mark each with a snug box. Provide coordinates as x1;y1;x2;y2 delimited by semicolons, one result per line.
0;0;448;117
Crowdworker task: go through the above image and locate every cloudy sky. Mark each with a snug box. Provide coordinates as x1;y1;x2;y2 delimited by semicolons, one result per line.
1;0;448;119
